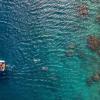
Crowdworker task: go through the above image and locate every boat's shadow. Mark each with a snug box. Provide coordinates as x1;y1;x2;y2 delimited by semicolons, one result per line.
0;70;12;84
0;70;8;78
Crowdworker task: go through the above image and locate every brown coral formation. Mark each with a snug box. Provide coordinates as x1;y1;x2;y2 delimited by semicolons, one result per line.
78;5;88;16
87;35;100;51
92;73;100;81
87;73;100;86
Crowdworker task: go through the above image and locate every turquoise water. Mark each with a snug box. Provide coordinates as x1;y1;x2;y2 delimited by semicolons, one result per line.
0;0;100;100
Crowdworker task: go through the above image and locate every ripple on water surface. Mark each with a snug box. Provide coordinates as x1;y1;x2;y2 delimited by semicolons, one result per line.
0;0;100;100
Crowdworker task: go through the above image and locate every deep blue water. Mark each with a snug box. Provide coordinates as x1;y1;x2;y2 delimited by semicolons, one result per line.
0;0;100;100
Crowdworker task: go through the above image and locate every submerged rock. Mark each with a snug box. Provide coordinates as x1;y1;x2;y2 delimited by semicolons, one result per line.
87;35;100;51
92;73;100;81
91;0;100;3
78;4;88;16
65;43;76;57
68;43;76;49
96;15;100;21
87;73;100;86
86;78;93;86
77;51;86;59
66;49;75;57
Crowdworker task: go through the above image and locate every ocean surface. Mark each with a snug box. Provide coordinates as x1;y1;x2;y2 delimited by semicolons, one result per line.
0;0;100;100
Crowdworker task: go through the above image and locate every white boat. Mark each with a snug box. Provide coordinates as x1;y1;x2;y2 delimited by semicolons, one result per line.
0;60;6;71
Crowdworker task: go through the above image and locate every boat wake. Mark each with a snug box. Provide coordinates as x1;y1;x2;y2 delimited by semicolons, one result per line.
6;64;15;72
